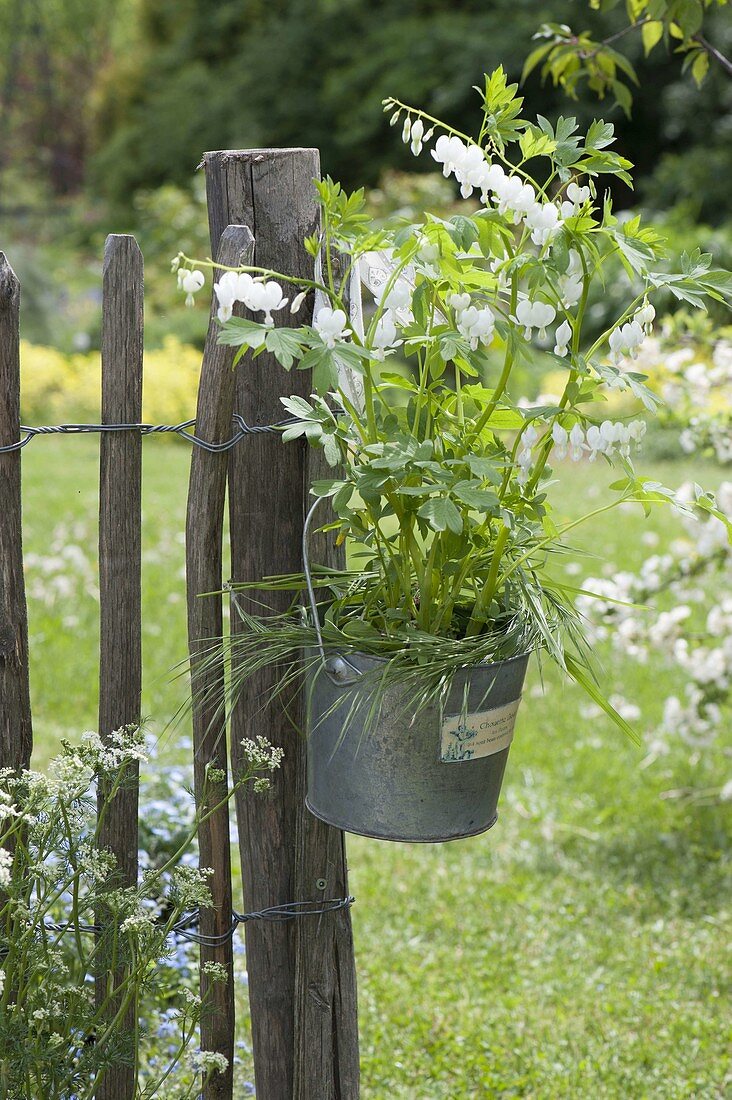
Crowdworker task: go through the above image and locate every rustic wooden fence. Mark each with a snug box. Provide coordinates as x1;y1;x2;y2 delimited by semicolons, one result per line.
0;148;359;1099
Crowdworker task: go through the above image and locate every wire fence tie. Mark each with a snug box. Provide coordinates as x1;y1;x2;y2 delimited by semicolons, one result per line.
0;414;296;454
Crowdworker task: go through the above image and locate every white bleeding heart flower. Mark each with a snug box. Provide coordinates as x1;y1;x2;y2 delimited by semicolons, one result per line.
402;116;412;144
525;201;561;246
585;418;647;460
552;423;569;459
493;174;525;219
516;299;556;340
179;269;205;307
314;306;350;349
636;301;656;334
372;311;402;359
248;280;288;324
457;305;495;350
431;135;469;179
376;277;412;314
569;423;585;461
523;424;539;448
560;181;591;218
290;290;308;314
448;292;471;313
410;118;425;156
553;319;572;357
557;249;584;308
609;318;645;365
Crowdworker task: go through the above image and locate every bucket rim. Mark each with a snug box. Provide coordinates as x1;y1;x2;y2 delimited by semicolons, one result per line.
315;644;533;672
305;798;501;843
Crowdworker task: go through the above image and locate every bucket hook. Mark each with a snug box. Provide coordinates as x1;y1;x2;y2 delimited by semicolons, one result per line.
303;498;362;686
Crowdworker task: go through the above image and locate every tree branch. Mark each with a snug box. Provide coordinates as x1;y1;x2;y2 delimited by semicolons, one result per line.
694;32;732;78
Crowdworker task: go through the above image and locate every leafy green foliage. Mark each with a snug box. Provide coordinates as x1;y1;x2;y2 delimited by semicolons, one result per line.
525;0;731;116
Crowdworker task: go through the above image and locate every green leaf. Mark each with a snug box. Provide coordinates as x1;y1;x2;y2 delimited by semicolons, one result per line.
565;654;641;745
379;372;418;392
641;19;664;55
519;125;556;161
467;457;502;483
584;119;615;151
452;483;500;512
417;497;463;535
675;0;703;38
691;49;710;85
448;215;480;251
610;79;633;118
281;395;315;418
311;479;347;498
217;317;268;348
264;327;304;370
521;41;554;82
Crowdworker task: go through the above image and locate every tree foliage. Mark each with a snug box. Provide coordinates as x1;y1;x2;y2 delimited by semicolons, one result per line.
525;0;731;114
0;0;730;224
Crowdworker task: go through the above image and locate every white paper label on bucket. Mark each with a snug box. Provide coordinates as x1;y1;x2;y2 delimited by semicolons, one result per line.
440;697;522;763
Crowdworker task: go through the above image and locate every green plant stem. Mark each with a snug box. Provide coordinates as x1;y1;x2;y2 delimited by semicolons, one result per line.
466;277;518;444
465;523;510;637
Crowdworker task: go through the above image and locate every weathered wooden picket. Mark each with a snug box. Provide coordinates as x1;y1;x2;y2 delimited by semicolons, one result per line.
0;148;359;1099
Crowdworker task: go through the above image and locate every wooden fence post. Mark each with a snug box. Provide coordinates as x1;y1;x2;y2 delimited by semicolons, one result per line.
186;223;255;1100
96;234;143;1100
0;254;32;774
204;149;360;1098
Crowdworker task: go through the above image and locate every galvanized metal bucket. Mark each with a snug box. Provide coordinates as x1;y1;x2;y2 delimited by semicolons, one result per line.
301;500;530;842
305;649;529;842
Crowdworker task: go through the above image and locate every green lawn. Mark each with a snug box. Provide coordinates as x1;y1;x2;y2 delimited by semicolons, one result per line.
20;439;730;1098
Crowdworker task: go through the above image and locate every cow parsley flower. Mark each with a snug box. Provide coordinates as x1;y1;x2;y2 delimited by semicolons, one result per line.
0;848;12;888
241;735;284;772
189;1051;229;1076
314;306;350;349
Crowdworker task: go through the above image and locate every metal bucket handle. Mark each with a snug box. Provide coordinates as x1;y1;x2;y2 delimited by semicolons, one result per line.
303;497;362;686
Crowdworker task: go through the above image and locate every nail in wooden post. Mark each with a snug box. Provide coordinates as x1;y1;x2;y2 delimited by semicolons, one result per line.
204;148;360;1099
186;223;255;1100
0;253;32;773
96;234;143;1100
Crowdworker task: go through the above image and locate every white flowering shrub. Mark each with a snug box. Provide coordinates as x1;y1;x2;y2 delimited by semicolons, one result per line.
578;482;732;797
0;728;281;1097
636;316;732;465
175;68;731;738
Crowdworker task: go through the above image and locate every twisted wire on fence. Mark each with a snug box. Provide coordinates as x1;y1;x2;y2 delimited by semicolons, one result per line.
0;897;355;958
0;414;294;454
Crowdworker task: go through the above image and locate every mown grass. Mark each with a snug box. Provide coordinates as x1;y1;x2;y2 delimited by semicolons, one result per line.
20;438;730;1098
